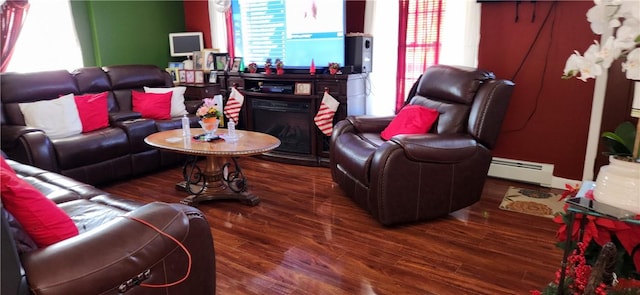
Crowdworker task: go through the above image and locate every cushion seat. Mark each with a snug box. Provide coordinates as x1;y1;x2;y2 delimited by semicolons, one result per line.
52;127;129;170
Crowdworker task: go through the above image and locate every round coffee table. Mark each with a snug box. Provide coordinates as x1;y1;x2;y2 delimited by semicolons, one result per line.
145;128;280;206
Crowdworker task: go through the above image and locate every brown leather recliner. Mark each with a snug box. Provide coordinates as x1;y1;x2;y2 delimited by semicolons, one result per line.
330;65;514;226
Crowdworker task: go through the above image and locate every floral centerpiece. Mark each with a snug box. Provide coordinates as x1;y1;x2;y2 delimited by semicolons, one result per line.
196;98;222;122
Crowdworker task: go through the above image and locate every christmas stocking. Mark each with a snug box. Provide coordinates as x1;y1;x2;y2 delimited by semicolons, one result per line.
224;87;245;124
314;91;339;136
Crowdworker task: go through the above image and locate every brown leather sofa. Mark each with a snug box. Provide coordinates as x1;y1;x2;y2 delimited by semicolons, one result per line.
330;65;514;226
0;65;200;185
1;158;216;295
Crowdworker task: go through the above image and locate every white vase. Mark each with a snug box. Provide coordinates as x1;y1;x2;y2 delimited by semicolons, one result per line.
594;156;640;214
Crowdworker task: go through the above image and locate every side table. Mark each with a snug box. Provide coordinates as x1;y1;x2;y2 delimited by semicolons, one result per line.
558;181;639;295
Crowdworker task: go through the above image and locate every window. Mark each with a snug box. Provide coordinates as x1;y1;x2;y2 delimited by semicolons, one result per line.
396;0;446;112
6;0;83;73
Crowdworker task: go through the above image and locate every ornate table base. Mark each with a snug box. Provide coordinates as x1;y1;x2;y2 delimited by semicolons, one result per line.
176;156;260;207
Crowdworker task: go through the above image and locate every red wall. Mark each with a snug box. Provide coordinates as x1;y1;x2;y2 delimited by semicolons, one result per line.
183;1;212;48
478;1;596;180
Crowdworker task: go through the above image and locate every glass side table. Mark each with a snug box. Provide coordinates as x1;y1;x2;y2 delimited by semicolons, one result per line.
558;181;640;295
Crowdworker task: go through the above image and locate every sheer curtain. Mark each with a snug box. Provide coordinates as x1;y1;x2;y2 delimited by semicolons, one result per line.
6;0;83;73
363;0;481;116
208;1;228;53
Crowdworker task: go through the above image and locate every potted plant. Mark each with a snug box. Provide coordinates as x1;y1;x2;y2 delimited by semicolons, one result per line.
328;62;340;75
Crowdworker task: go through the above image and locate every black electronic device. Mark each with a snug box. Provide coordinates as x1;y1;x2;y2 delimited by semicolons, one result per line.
261;84;293;94
193;134;222;142
346;35;373;73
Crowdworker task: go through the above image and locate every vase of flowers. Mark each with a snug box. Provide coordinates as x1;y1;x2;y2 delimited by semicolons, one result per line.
196;98;222;138
275;58;284;75
248;62;257;73
264;58;272;74
328;62;340;75
562;0;640;211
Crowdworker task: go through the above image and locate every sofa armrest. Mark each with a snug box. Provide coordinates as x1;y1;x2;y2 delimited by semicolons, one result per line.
21;202;197;295
0;125;58;171
388;133;480;163
109;111;142;124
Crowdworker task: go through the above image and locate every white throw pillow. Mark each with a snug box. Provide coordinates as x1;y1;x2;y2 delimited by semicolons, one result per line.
18;93;82;139
144;86;188;117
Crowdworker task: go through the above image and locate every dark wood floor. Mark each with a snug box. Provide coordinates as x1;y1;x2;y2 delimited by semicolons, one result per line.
100;156;564;295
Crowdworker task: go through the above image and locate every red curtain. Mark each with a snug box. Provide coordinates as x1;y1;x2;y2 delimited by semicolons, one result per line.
225;9;234;60
1;0;29;72
395;0;445;113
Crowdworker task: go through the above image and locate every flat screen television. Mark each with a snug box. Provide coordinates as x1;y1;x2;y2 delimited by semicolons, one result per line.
230;0;345;70
169;32;204;57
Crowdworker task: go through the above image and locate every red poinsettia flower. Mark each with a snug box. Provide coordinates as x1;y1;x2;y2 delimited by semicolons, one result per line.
559;183;580;201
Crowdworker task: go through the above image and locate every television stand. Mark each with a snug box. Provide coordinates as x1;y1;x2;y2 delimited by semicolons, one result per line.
218;72;367;166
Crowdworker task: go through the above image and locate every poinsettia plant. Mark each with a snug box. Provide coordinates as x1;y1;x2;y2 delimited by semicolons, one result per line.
533;184;640;294
196;98;221;119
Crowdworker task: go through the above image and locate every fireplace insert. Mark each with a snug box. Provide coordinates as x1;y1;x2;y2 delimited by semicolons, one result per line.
251;98;312;155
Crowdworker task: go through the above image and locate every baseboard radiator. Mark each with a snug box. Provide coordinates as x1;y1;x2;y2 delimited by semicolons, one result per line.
488;157;554;187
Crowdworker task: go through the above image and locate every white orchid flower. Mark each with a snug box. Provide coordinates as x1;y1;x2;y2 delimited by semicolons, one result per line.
565;1;639;82
622;48;640;80
600;37;624;68
615;18;640;50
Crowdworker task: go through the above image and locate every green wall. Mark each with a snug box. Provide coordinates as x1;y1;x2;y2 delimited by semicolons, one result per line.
71;1;186;69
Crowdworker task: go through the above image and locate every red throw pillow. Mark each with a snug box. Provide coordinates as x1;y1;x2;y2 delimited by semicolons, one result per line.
380;105;439;141
74;92;109;132
132;90;172;120
0;158;78;247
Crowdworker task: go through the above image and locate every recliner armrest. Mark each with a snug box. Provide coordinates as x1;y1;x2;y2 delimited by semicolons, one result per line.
1;125;43;148
0;125;58;171
389;133;480;163
21;202;192;295
347;115;394;133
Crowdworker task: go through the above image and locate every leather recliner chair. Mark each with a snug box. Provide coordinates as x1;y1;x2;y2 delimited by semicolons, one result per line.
330;65;514;226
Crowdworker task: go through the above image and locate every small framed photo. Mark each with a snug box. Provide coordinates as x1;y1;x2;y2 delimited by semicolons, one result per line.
209;71;218;83
213;53;229;71
168;62;183;69
294;82;312;95
193;51;203;70
202;49;218;72
230;57;242;73
178;69;187;83
166;68;179;84
195;70;204;83
185;70;195;83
